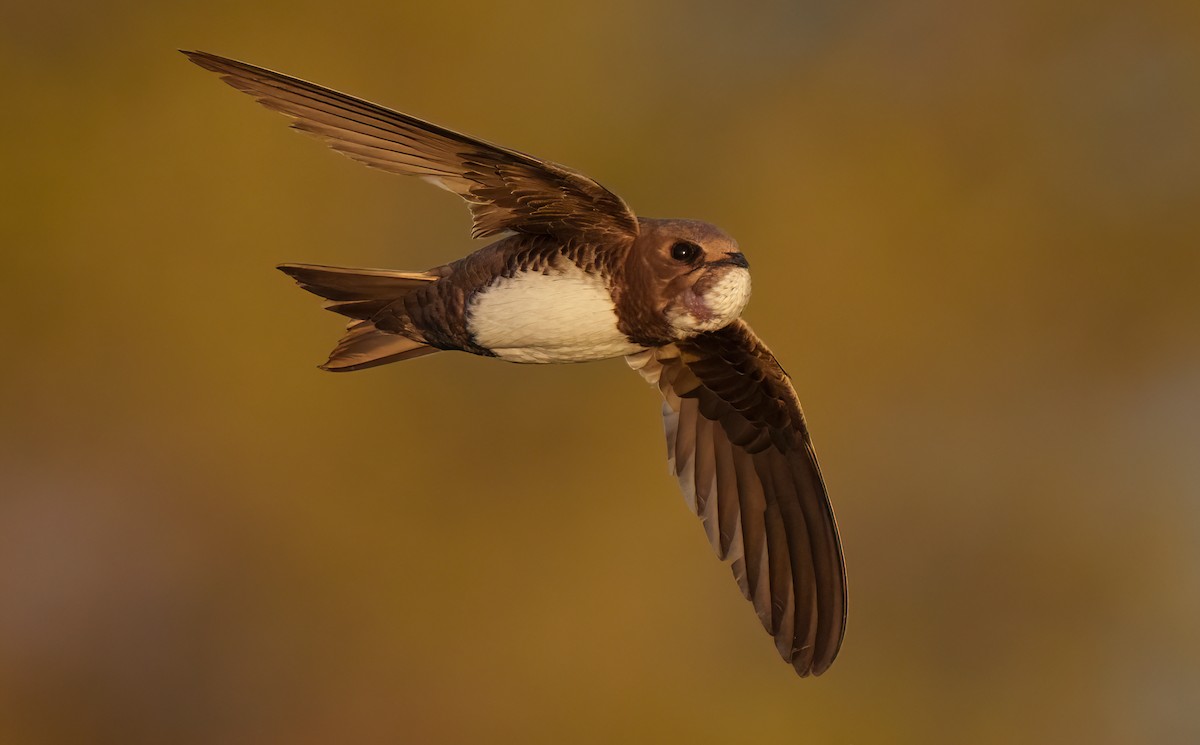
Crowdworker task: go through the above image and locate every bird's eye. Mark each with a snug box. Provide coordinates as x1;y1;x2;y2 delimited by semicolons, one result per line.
670;241;701;263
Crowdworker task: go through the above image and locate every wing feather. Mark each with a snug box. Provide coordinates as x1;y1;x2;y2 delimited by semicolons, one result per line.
184;51;639;244
628;320;847;676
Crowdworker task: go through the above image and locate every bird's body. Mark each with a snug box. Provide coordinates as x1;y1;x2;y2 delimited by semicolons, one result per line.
465;255;641;363
186;51;846;677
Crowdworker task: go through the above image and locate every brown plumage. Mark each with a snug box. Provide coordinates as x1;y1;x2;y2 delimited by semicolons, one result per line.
185;50;847;676
628;323;845;675
184;50;638;245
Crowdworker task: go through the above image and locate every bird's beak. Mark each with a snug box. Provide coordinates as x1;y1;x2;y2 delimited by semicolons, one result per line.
711;251;750;269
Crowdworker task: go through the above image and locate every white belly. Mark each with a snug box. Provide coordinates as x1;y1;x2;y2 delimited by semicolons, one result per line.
466;261;644;363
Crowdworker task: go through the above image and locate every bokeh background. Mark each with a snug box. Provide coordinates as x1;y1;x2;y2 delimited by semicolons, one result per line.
2;1;1198;743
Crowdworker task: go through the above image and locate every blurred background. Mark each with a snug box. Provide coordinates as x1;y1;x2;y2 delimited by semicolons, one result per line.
1;1;1198;743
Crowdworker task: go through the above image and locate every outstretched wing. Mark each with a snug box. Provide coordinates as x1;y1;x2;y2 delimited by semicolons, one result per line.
627;320;846;676
183;51;639;244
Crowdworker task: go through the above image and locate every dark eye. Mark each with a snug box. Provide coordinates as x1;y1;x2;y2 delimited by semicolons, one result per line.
670;241;701;262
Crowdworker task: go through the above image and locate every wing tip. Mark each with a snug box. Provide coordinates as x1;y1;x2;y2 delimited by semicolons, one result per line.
180;49;224;71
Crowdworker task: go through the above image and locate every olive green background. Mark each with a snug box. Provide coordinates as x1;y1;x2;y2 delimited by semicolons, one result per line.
2;1;1198;743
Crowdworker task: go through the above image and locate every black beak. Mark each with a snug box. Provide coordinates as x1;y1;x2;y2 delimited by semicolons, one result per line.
721;251;750;269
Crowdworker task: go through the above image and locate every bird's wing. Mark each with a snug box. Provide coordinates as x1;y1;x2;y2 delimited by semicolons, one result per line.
627;320;846;676
183;51;640;244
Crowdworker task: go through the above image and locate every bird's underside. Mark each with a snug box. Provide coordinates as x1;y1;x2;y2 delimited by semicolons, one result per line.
186;50;847;676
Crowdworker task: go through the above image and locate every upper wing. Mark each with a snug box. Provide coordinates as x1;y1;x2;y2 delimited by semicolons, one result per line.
627;320;846;676
183;51;639;244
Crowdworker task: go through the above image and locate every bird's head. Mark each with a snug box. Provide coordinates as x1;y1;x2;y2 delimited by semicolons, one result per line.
630;218;752;337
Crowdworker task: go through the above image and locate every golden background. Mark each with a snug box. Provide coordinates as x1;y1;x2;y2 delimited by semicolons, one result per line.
2;1;1198;743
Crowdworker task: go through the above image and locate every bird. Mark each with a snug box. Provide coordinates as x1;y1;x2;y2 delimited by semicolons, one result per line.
184;50;847;677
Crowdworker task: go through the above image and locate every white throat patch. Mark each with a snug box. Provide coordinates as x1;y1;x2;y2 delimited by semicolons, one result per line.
670;267;753;334
467;260;644;364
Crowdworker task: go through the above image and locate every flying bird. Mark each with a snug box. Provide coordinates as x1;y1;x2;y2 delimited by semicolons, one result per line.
184;50;847;677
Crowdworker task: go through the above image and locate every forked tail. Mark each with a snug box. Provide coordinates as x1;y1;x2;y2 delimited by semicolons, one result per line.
278;263;441;372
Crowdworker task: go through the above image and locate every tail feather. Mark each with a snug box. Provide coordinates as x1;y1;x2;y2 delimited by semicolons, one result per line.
320;321;439;372
321;298;395;321
278;263;441;371
278;263;437;300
